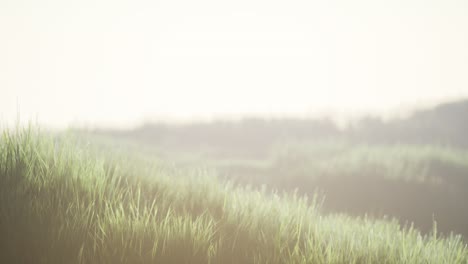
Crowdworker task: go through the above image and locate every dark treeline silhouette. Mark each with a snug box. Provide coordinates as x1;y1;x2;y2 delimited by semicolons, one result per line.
98;118;340;158
351;99;468;146
93;98;468;153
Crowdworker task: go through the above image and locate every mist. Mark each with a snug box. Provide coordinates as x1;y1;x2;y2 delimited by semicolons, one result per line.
1;0;468;263
2;0;468;128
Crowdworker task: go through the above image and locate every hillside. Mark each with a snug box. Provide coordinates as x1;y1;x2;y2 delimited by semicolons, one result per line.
80;99;468;238
0;128;467;263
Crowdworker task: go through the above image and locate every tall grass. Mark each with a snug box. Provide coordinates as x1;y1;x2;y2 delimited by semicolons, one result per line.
0;128;467;263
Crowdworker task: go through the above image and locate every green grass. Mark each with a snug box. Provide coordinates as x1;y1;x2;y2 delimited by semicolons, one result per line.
1;128;467;263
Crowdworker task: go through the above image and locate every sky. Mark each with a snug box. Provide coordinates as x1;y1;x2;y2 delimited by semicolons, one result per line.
1;0;468;128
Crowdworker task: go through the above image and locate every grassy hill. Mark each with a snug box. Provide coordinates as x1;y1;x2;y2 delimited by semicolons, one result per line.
1;128;467;263
80;100;468;239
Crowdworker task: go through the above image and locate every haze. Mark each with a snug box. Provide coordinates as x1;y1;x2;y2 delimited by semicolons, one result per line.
1;0;467;128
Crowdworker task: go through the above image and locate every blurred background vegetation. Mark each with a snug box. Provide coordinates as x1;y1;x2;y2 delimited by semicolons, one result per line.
78;99;468;238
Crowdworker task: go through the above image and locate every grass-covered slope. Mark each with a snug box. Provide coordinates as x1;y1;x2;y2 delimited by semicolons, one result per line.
1;128;467;263
197;142;468;237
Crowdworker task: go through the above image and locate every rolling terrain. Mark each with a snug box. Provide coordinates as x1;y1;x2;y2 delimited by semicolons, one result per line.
0;128;467;263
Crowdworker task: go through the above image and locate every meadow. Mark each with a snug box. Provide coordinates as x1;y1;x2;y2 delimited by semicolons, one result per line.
87;116;468;238
1;127;467;263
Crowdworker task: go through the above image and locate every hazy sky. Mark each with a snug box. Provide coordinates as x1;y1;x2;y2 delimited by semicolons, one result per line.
1;0;467;128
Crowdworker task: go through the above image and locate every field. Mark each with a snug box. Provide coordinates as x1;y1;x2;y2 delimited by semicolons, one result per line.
88;116;468;238
1;127;467;263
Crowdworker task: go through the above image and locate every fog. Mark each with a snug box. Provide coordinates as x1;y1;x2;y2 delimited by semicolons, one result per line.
2;1;468;262
2;0;468;128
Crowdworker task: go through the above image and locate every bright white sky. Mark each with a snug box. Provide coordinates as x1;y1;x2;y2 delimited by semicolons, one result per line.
1;0;467;128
